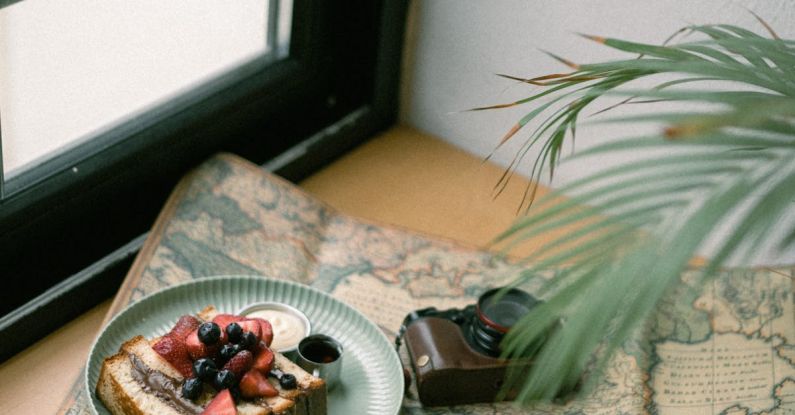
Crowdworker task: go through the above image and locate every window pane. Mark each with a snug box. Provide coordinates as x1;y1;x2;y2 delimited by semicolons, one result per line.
0;0;292;176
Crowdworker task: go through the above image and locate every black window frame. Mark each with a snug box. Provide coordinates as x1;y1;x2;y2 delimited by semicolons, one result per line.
0;0;408;361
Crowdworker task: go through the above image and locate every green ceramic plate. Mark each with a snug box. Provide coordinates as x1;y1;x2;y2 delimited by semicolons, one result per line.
85;276;403;414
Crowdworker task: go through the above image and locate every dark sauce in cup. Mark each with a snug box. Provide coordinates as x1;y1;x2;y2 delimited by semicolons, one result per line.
300;339;341;364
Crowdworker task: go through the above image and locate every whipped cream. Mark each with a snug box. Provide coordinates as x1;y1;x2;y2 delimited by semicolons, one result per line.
246;309;306;352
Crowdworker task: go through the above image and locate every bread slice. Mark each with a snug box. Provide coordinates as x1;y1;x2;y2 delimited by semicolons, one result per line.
96;307;327;414
96;336;202;415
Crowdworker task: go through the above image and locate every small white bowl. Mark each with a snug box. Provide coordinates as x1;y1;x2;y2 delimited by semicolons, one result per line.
237;301;311;355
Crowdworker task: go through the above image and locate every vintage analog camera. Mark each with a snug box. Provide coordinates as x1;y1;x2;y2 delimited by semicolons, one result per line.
399;287;546;407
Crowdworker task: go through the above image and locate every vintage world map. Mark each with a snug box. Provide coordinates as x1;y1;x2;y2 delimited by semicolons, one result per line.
62;154;794;414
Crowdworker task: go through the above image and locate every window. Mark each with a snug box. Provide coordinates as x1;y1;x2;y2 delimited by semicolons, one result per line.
0;0;407;361
0;0;292;179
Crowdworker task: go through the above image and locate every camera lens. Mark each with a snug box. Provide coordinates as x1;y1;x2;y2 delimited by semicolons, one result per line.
470;287;538;357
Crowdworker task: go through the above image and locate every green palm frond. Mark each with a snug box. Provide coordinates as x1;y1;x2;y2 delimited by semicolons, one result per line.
483;21;795;404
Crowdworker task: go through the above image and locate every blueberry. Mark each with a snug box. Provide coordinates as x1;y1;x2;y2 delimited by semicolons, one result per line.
181;377;203;400
226;322;243;344
214;369;236;390
280;373;297;389
219;343;241;361
268;369;297;389
198;322;221;344
192;358;217;381
240;331;258;350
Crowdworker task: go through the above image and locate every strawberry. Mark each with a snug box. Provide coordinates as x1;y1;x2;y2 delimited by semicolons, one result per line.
201;388;237;415
239;369;279;399
212;314;245;331
237;319;262;341
253;340;268;355
250;318;274;347
252;346;274;373
222;350;253;379
185;328;221;360
168;315;201;340
216;327;229;346
152;336;193;377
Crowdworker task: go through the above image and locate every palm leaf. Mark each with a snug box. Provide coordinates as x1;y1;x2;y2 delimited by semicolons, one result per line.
482;21;795;404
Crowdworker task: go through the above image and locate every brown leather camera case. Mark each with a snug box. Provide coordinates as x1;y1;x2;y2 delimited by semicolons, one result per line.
404;316;529;406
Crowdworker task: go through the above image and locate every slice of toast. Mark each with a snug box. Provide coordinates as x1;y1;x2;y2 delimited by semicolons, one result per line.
96;307;326;414
96;336;202;415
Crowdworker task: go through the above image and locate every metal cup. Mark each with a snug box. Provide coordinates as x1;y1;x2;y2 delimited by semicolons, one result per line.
296;334;344;390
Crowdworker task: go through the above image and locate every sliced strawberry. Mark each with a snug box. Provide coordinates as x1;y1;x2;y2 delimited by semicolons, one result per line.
152;336;193;377
168;315;201;340
222;349;254;379
212;314;245;331
217;327;229;346
237;319;262;341
185;328;221;360
250;318;274;347
201;388;237;415
185;329;206;359
252;346;274;373
253;340;268;355
239;369;279;399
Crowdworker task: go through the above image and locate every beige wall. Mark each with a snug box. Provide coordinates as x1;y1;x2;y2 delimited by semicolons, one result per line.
400;0;795;265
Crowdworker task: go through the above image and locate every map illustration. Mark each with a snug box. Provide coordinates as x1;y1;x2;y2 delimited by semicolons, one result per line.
61;153;794;414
